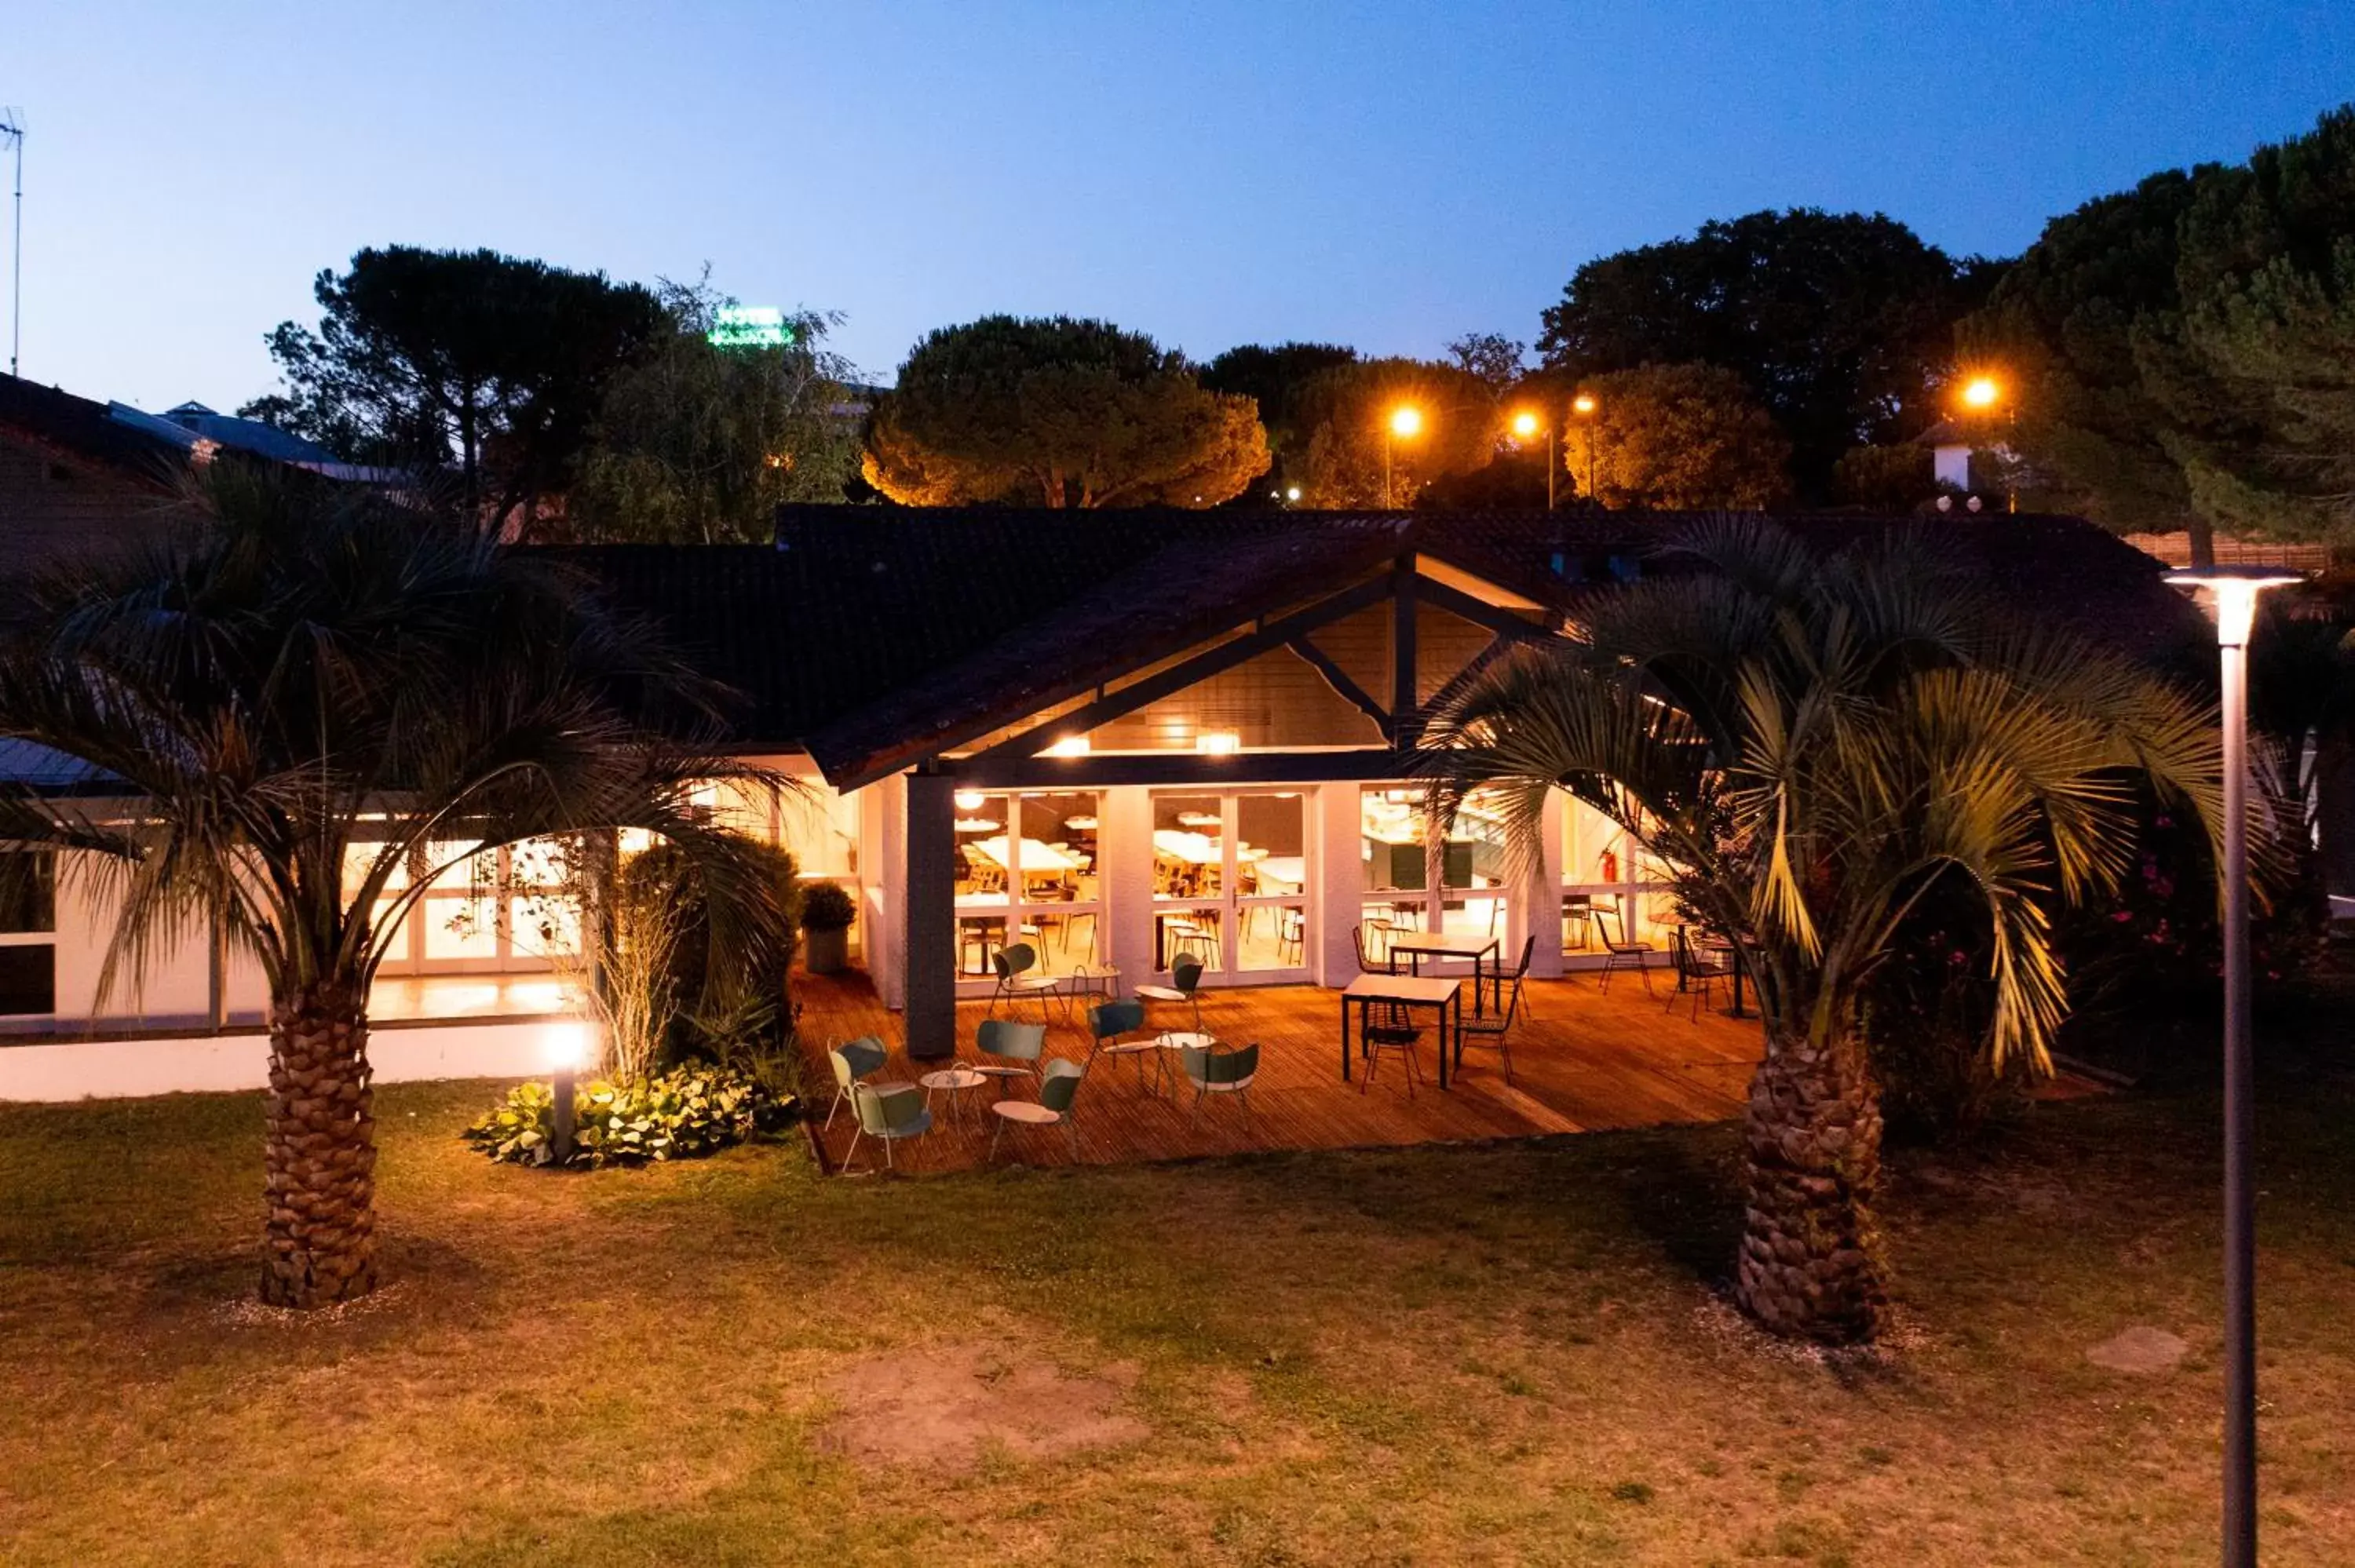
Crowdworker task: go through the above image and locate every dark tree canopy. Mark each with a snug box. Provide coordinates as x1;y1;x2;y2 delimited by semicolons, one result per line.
568;279;862;544
1560;363;1792;510
1286;357;1499;508
1539;210;1998;500
1965;106;2355;553
862;315;1268;509
242;246;667;535
1444;332;1528;393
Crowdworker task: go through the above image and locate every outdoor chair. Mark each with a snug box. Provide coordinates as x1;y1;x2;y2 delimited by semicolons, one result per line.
987;941;1064;1022
1277;906;1305;965
821;1035;890;1132
1137;954;1206;1033
1594;903;1656;997
1352;922;1393;973
1561;893;1595;950
1499;932;1539;1020
1359;1000;1425;1097
844;1081;933;1172
1178;1039;1259;1131
973;1018;1048;1098
1456;960;1526;1084
1085;998;1163;1089
1668;928;1737;1022
988;1059;1086;1161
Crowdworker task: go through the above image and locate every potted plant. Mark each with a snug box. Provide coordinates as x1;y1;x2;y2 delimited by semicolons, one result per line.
800;881;857;975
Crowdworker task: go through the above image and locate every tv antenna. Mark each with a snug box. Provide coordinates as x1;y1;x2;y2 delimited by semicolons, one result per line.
0;110;20;378
0;111;21;379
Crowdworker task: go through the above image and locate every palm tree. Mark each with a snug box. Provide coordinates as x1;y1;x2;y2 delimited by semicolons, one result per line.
0;464;790;1308
1428;519;2222;1343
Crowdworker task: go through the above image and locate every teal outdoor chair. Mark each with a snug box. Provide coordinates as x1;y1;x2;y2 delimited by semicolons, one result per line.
844;1081;932;1172
1086;998;1164;1092
973;1018;1047;1098
1179;1040;1259;1132
822;1036;890;1131
988;1058;1086;1161
988;941;1065;1022
1137;954;1206;1032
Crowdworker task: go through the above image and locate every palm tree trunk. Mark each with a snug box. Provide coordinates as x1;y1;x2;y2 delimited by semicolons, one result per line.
1735;1032;1886;1344
260;980;379;1307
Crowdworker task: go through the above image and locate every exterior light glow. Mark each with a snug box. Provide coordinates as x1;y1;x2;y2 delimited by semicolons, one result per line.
1196;731;1241;757
546;1020;594;1072
2164;567;2304;648
1285;485;1302;502
1510;410;1540;438
1571;393;1597;416
953;789;986;811
1042;735;1090;757
1388;406;1422;438
1961;376;2001;410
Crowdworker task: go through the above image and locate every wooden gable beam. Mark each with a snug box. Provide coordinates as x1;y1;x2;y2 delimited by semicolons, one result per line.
1411;574;1561;643
1286;635;1389;731
965;572;1393;765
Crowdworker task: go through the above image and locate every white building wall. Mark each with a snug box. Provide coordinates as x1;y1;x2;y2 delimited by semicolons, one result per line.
0;1016;580;1103
1313;781;1364;986
1102;784;1156;983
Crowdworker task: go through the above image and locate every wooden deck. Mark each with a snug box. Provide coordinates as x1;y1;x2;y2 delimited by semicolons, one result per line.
794;967;1765;1175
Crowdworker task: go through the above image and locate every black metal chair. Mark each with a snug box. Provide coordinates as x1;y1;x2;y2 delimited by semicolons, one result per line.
1358;999;1425;1097
1593;902;1655;996
1456;960;1526;1083
1668;928;1737;1021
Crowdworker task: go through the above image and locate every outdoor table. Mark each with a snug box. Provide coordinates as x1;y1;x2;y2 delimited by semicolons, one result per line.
1671;923;1752;1019
919;1066;986;1129
1154;1030;1218;1099
1338;972;1463;1089
1379;929;1500;1016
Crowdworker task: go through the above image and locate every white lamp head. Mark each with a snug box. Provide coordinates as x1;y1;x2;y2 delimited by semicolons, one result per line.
546;1020;595;1073
2163;565;2304;647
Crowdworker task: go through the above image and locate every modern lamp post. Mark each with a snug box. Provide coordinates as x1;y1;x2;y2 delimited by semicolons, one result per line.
1570;392;1600;502
1511;408;1555;509
2163;562;2302;1568
1384;405;1422;509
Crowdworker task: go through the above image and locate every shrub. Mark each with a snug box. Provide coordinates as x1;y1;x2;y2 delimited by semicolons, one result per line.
801;879;856;932
462;1064;796;1169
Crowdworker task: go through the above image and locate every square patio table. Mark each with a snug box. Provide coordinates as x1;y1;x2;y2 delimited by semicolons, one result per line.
1338;972;1463;1089
1378;928;1500;1016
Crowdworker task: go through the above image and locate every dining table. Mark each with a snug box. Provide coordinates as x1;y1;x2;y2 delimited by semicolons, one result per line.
1379;928;1500;1015
1338;972;1464;1089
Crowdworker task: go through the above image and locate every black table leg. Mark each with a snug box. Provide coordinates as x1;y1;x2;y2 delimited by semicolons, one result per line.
1340;994;1352;1081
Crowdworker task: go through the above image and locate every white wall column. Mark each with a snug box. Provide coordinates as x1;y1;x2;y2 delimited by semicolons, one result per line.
1530;789;1566;979
1102;785;1155;983
1313;782;1363;986
862;772;907;1010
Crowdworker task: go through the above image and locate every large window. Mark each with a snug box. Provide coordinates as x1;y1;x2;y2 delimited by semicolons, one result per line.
952;790;1101;979
0;850;56;1016
351;837;584;976
1560;794;1676;959
1151;791;1308;977
1359;786;1510;954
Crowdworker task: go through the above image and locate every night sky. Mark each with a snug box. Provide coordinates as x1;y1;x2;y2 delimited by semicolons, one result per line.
11;1;2353;409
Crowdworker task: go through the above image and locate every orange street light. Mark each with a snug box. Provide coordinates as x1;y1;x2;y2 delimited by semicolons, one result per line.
1961;375;2001;410
1572;392;1597;417
1383;405;1424;507
1569;392;1601;500
1510;409;1539;438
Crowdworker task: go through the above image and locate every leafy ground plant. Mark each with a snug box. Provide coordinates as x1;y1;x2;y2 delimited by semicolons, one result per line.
462;1065;794;1169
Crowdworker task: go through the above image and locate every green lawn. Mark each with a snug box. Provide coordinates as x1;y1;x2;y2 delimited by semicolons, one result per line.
2;1034;2351;1565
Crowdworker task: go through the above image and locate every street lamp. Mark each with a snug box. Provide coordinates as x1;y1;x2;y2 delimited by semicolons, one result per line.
2163;563;2302;1568
1511;408;1554;510
1384;405;1422;509
1570;393;1600;502
1958;375;2017;512
545;1020;596;1164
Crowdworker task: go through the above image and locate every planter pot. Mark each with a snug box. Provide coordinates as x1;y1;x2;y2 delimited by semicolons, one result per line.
805;926;850;975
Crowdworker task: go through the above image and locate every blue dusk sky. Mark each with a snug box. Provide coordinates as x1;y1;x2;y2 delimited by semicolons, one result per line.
8;2;2353;410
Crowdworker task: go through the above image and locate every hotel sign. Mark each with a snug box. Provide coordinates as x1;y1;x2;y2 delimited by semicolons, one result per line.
707;306;794;349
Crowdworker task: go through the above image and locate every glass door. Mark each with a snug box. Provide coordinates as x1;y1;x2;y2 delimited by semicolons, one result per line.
1150;790;1310;980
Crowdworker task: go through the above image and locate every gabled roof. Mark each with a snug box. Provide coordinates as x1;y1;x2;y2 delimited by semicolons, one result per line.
548;506;2210;789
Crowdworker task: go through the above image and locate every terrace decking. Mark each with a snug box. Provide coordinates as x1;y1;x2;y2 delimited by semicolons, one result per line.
794;967;1767;1175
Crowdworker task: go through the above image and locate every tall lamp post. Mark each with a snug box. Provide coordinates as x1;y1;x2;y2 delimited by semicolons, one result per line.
1384;405;1422;509
2164;563;2302;1568
1511;408;1554;510
1959;375;2018;513
1570;392;1600;502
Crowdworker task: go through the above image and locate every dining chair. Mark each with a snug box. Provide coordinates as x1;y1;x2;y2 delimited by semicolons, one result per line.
1137;954;1206;1033
1359;1000;1424;1097
1086;998;1163;1092
1457;962;1525;1084
1179;1040;1259;1131
973;1018;1047;1097
988;1059;1086;1161
987;941;1064;1022
821;1035;889;1131
1594;903;1656;996
844;1081;932;1172
1668;928;1736;1021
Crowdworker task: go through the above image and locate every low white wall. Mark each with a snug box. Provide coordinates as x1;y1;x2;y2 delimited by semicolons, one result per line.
0;1016;575;1103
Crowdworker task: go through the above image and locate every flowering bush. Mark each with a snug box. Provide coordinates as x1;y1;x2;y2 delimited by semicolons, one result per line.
462;1064;796;1169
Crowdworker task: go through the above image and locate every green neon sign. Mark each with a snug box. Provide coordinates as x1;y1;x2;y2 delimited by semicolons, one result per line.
707;306;794;348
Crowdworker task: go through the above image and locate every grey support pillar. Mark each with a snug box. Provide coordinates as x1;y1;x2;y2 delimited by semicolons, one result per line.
903;767;958;1060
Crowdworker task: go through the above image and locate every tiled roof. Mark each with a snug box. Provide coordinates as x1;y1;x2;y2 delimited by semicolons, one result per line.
0;373;192;490
544;507;2210;787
